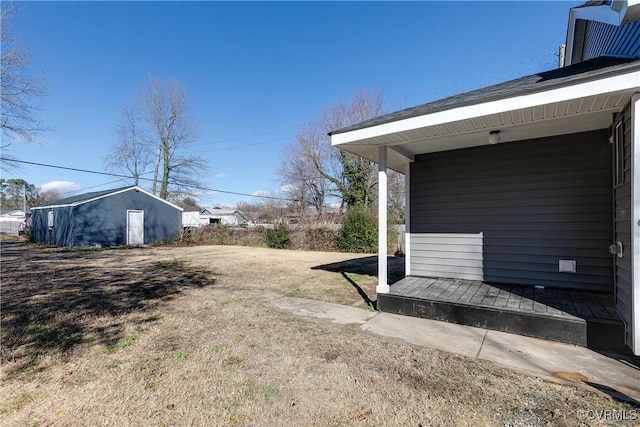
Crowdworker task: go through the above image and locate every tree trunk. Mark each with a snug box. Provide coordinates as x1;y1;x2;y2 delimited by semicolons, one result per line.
151;144;161;195
159;140;170;199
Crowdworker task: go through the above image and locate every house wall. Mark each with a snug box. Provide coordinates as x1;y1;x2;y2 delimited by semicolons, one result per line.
71;190;181;246
31;206;75;246
200;213;247;226
575;19;640;64
0;211;25;235
614;103;633;345
409;129;613;291
581;20;619;61
605;20;640;59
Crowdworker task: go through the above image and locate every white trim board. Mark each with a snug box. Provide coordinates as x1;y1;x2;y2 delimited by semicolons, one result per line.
631;94;640;355
31;186;183;211
331;70;640;146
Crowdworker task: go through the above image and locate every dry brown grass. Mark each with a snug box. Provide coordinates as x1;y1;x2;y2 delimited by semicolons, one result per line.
1;243;636;426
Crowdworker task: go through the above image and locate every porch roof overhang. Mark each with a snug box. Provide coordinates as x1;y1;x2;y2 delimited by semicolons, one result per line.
329;56;640;172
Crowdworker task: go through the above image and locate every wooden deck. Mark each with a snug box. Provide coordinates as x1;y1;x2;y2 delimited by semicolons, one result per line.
378;276;627;352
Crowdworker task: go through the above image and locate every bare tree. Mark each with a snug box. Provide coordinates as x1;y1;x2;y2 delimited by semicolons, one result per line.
107;77;204;199
0;178;59;209
0;2;48;170
105;106;152;186
33;188;61;206
236;199;289;225
278;121;331;213
139;77;203;199
279;89;403;213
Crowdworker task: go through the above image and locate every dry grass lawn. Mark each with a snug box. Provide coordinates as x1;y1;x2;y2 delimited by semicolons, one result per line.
1;243;637;426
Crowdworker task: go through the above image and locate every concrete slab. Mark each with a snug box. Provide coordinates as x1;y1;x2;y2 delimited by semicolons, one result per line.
478;329;640;402
271;296;378;325
361;312;486;358
255;290;640;402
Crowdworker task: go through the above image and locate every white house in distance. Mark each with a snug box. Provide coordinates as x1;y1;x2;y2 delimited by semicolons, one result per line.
182;208;249;228
330;0;640;356
0;209;26;235
201;208;249;227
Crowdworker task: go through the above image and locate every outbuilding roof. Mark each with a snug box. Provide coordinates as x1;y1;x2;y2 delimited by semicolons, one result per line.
45;186;134;206
31;186;183;211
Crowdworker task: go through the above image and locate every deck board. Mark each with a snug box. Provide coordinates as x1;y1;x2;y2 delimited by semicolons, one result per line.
381;276;626;350
386;276;617;322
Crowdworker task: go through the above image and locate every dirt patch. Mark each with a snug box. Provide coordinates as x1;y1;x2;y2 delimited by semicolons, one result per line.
553;372;589;383
1;243;636;426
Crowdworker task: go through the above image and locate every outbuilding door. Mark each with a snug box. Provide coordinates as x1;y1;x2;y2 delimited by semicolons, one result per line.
127;210;144;245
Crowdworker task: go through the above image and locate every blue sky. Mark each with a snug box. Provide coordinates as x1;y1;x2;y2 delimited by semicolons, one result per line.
3;1;579;207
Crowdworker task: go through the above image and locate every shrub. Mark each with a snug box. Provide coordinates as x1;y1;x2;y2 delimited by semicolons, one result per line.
336;205;377;253
302;226;338;251
265;224;291;249
215;224;231;245
24;227;35;243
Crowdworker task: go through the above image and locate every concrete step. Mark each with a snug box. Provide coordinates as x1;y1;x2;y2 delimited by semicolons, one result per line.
378;293;629;354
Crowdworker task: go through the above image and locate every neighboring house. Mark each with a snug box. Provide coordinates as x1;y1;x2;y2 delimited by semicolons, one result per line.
31;186;182;247
564;0;640;65
0;209;26;235
182;211;201;228
200;208;249;227
329;1;640;355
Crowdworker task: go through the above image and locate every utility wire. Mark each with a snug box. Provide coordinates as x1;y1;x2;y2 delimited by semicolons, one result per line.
190;135;293;154
57;178;136;196
0;157;297;202
180;52;558;156
189;124;300;148
384;51;558;108
0;158;133;179
169;177;297;201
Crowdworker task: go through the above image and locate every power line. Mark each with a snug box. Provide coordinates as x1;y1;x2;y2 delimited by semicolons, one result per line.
57;178;133;196
384;51;558;108
190;135;294;154
183;52;560;155
0;157;297;202
170;178;297;201
0;158;133;179
189;124;300;148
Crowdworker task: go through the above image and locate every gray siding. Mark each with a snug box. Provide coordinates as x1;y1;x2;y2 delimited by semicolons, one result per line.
614;104;633;345
410;130;612;291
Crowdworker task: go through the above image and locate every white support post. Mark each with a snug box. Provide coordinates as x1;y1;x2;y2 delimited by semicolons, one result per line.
377;145;389;294
405;161;411;276
631;94;640;355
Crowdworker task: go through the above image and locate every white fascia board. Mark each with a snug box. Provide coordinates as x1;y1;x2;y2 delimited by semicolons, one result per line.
564;9;577;67
133;186;184;211
331;70;640;146
31;186;183;211
632;94;640;355
30;187;138;210
572;4;625;26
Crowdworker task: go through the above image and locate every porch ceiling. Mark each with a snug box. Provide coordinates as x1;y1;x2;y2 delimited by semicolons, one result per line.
330;57;640;172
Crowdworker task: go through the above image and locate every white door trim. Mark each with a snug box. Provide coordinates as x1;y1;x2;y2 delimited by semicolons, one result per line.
127;210;144;245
